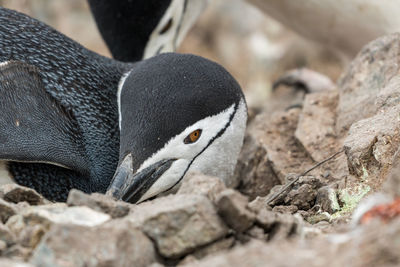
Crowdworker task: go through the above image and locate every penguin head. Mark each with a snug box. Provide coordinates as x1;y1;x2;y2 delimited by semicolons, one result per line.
107;53;247;203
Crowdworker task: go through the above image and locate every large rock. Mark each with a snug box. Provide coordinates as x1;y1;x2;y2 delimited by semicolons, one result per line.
5;204;111;253
128;194;228;259
295;90;339;162
67;190;130;218
183;218;400;267
255;208;303;241
0;199;17;223
177;172;227;203
20;204;110;227
0;258;33;267
337;33;400;133
344;103;400;187
236;108;316;200
31;220;156;267
0;184;44;205
215;189;255;232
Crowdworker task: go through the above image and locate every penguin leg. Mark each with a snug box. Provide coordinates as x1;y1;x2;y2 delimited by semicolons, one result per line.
272;68;335;94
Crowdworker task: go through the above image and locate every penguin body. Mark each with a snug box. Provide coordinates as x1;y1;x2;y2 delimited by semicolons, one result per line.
0;7;247;203
0;8;134;200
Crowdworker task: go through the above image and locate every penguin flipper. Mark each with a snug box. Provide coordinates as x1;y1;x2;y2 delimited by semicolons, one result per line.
0;61;89;175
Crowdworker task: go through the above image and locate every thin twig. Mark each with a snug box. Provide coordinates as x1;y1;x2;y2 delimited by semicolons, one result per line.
266;148;345;205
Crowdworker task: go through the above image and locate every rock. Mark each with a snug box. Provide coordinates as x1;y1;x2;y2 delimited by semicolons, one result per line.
344;104;400;183
0;223;16;246
305;212;332;224
316;186;340;214
21;204;111;227
3;245;32;261
18;224;46;249
128;194;228;259
0;240;6;253
0;199;17;223
272;205;298;214
236;108;316;200
295;90;339;162
337;33;400;133
180;240;318;267
246;226;267;240
215;189;255;233
192;237;235;259
5;215;25;239
31;220;156;267
177;172;227;203
67;189;130;218
0;258;33;267
284;176;324;210
247;197;271;214
0;184;44;205
234;132;279;200
272;68;336;93
255;208;303;240
383;149;400;197
266;175;324;210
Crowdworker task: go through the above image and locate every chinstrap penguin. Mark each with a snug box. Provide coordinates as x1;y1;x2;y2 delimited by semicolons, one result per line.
88;0;209;61
0;7;247;203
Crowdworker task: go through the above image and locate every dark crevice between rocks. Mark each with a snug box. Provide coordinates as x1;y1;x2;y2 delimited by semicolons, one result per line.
141;229;235;266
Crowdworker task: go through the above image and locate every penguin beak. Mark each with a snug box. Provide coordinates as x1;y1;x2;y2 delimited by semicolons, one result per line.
106;154;175;204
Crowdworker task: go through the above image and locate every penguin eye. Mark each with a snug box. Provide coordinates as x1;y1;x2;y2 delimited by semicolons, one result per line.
159;18;173;34
184;129;202;144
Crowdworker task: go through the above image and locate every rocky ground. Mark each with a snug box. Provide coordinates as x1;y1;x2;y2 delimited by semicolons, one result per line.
0;33;399;267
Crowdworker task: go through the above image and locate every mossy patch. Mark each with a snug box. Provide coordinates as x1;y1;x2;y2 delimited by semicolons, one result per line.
332;184;371;219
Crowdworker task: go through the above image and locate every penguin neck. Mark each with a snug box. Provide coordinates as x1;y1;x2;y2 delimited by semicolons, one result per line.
88;0;172;62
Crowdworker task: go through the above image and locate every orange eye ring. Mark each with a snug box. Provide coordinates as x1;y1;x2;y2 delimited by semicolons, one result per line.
184;129;202;144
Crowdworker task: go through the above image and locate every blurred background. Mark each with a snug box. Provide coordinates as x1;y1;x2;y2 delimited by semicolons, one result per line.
0;0;344;108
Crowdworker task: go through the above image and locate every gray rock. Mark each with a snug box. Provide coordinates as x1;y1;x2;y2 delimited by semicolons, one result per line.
344;104;400;181
191;237;235;259
0;258;33;267
236;108;316;200
20;204;110;227
31;220;156;267
0;223;16;246
0;199;17;223
67;189;130;218
295;90;339;162
316;186;340;214
215;189;255;233
246;225;268;240
128;194;228;259
256;208;303;240
266;175;324;210
234;132;279;200
177;172;227;203
0;184;44;205
337;33;400;133
247;197;272;214
3;245;32;262
305;212;332;224
272;205;298;214
383;148;400;197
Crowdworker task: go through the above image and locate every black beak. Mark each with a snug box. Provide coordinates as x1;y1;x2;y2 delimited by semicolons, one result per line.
106;154;175;204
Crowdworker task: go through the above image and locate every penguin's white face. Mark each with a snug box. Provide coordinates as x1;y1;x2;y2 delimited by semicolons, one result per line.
109;99;247;204
143;0;209;59
134;99;247;202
